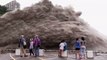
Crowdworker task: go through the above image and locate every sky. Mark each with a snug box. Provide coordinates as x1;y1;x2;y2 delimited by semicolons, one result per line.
0;0;107;36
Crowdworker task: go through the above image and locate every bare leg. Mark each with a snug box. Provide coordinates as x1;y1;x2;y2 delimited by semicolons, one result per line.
58;50;61;57
75;50;80;60
58;50;63;57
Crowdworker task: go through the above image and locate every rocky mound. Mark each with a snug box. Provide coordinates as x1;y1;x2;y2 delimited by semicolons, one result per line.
0;0;107;50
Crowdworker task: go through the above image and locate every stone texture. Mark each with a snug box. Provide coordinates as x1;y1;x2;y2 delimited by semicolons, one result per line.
0;0;107;50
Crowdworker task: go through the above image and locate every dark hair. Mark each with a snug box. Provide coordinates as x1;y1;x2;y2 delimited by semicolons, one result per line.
81;37;85;41
61;40;65;42
76;38;79;41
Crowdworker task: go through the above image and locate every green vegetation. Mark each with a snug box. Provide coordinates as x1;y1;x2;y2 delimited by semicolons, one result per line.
0;5;7;15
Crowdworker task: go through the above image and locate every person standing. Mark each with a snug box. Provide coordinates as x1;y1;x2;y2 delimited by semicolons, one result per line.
74;38;81;60
58;40;65;57
33;35;41;57
18;35;27;57
80;37;86;59
29;38;34;56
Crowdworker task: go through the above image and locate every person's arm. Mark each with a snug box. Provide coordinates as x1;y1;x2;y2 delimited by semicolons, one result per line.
39;38;41;46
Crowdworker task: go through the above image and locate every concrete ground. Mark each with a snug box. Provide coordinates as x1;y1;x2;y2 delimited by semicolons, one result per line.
0;52;107;60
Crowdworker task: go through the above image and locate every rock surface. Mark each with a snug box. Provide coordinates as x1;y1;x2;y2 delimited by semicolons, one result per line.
0;0;107;50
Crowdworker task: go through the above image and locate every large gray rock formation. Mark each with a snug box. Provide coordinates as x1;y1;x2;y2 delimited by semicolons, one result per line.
0;0;107;50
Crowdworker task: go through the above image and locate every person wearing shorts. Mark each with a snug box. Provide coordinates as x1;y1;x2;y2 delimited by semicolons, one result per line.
58;40;65;57
74;38;81;60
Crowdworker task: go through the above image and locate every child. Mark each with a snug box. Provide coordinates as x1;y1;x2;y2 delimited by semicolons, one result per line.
29;38;34;56
80;37;86;59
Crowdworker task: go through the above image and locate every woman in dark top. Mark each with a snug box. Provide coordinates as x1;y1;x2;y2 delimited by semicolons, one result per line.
74;38;81;60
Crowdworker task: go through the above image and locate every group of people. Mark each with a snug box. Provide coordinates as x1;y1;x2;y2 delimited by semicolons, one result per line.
18;35;41;57
75;37;86;60
18;35;86;60
58;37;86;60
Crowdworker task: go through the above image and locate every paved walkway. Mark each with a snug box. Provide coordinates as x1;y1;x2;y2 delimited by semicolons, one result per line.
0;52;107;60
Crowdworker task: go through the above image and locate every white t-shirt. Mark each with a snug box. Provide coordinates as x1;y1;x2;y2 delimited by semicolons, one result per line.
59;42;65;50
29;41;33;49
